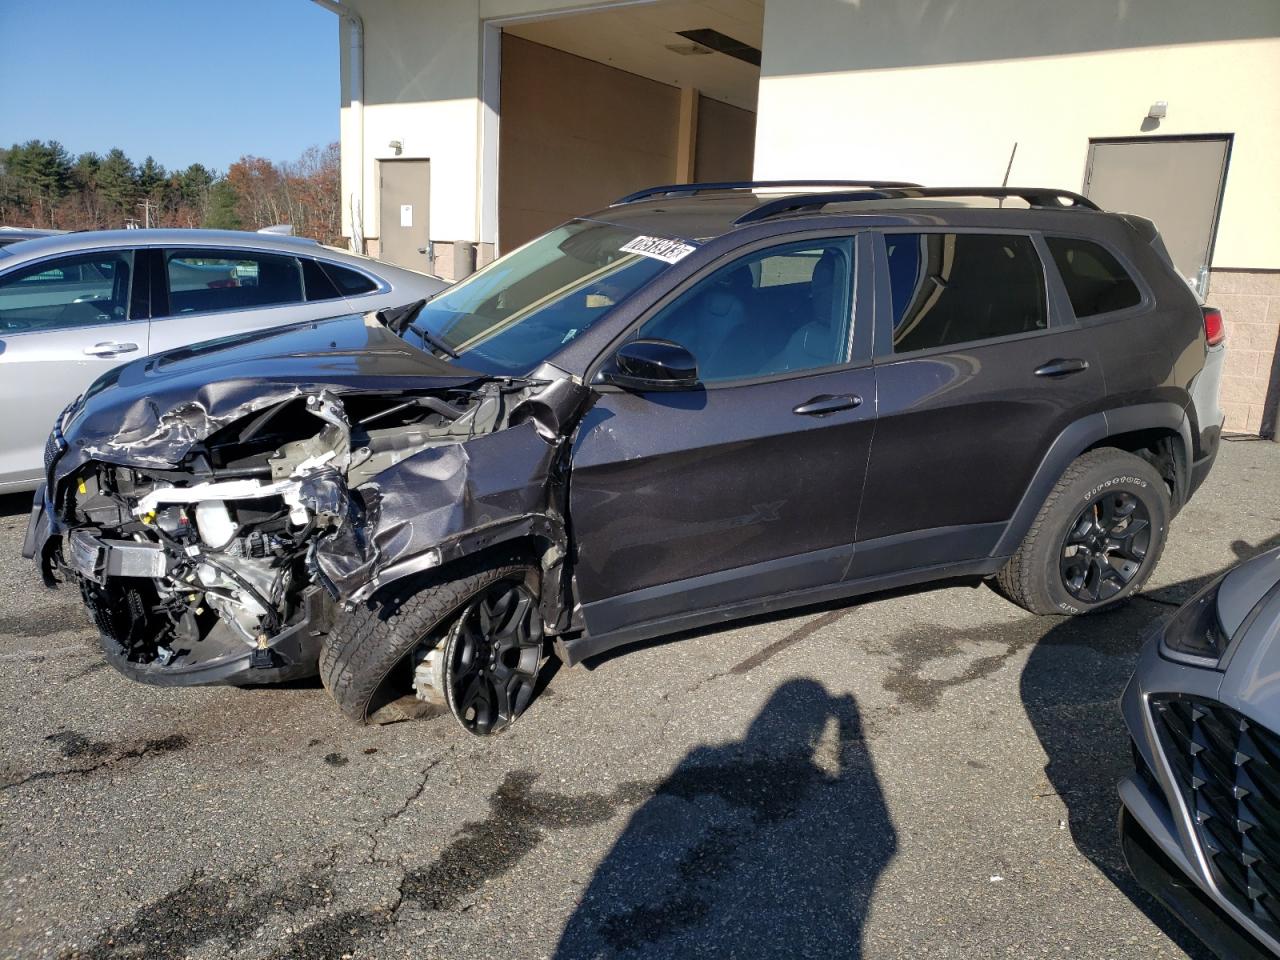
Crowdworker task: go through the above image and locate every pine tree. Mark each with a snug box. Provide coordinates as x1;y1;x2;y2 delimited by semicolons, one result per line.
96;148;138;224
204;179;242;230
6;140;73;225
137;156;166;196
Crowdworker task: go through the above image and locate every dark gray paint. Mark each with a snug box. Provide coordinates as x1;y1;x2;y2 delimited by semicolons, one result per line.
29;189;1223;680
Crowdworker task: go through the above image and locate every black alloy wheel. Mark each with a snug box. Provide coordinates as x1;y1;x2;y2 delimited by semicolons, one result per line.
1060;491;1152;604
443;578;544;735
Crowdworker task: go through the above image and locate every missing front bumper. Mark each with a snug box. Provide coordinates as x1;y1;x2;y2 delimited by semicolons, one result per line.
92;585;334;687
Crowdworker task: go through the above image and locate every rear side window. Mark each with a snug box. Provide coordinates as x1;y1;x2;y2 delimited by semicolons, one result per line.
163;249;303;316
885;233;1047;353
1046;237;1142;317
321;262;378;296
301;258;341;301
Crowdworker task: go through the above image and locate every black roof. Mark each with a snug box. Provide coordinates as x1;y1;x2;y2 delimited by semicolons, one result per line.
582;182;1127;245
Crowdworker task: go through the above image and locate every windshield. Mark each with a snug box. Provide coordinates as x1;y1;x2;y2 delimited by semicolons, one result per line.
404;220;689;374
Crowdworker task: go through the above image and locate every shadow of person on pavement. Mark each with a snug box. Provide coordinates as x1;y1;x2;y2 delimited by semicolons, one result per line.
1020;534;1280;959
553;677;896;959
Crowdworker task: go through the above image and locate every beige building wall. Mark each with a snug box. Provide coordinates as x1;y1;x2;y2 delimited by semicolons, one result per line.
338;0;484;248
755;0;1280;433
1211;269;1280;436
336;0;1278;432
498;36;682;251
695;95;755;182
336;0;651;256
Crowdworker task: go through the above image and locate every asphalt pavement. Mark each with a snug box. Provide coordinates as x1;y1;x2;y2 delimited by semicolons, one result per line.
2;438;1277;960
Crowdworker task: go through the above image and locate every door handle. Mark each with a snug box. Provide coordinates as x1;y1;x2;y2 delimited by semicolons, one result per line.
793;394;862;416
1034;358;1089;378
83;341;138;357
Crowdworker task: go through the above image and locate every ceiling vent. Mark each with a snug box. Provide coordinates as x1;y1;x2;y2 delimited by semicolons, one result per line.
674;28;761;67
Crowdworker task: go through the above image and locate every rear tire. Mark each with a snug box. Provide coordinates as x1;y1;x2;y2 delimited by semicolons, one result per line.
994;448;1170;616
320;559;542;731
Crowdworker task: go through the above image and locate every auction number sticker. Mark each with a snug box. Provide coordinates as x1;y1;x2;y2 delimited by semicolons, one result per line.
620;235;697;264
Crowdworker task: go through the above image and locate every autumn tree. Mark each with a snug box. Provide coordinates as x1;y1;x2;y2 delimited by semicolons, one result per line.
1;140;341;241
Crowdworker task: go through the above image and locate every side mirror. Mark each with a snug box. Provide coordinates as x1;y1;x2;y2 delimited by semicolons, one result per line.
600;338;699;392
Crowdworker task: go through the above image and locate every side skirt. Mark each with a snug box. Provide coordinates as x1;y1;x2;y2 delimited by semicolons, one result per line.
558;554;1006;667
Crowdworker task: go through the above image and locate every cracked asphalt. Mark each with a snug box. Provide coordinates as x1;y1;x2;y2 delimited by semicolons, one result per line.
1;438;1277;959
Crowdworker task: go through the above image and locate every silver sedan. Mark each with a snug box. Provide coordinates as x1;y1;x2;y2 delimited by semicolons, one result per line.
0;229;446;492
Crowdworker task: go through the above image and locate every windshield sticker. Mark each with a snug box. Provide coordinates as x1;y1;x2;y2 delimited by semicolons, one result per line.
620;235;697;264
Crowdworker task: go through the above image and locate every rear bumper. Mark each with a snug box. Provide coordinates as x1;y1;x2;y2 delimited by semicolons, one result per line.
1186;417;1223;503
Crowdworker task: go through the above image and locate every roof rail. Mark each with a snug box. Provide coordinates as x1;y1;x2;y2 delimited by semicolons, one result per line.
734;187;1101;224
613;179;924;206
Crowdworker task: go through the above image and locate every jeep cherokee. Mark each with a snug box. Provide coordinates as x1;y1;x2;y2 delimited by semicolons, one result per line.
24;181;1227;735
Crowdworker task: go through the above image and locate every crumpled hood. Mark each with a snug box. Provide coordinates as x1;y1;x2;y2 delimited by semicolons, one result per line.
58;312;484;472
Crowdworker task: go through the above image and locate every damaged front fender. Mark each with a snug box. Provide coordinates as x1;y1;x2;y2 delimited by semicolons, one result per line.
37;337;592;681
314;419;568;605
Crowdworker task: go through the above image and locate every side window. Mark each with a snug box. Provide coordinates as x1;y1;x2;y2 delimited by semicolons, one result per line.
162;249;303;316
301;258;341;301
639;238;855;383
0;250;133;334
322;262;378;296
1046;237;1142;318
885;233;1047;353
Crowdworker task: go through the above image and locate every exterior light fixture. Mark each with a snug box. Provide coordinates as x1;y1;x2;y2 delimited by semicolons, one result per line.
1147;101;1168;120
388;139;404;155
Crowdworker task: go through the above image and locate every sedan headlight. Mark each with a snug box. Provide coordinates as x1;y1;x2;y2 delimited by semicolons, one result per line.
1159;576;1231;667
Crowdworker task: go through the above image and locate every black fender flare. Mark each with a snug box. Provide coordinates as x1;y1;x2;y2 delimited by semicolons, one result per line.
990;402;1192;559
345;513;571;627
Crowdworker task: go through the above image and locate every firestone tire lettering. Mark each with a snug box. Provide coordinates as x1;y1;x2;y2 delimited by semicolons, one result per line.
1083;476;1149;502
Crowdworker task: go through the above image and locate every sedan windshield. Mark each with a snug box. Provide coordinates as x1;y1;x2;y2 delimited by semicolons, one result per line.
404;220;688;375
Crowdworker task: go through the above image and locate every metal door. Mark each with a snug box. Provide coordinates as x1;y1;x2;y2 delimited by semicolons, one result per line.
569;235;876;637
853;229;1107;577
378;159;432;272
1084;136;1230;295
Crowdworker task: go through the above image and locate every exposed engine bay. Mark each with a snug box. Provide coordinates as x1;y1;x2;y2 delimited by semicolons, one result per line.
35;344;592;689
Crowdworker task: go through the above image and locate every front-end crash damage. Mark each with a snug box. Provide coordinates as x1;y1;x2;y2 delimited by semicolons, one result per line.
32;364;591;687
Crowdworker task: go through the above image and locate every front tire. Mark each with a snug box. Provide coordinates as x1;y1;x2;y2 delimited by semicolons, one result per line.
994;448;1170;616
319;559;543;732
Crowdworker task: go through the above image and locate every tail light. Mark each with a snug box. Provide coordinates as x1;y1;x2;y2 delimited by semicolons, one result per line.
1202;306;1226;347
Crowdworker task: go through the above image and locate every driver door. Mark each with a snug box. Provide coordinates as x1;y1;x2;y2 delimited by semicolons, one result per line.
569;234;877;639
0;249;148;490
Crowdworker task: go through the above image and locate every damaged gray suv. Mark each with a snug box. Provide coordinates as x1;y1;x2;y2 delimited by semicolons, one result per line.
24;182;1226;735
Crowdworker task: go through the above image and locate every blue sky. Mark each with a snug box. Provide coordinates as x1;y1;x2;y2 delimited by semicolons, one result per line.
0;0;338;173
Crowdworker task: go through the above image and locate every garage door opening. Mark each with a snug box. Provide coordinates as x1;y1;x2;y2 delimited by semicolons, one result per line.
491;0;762;254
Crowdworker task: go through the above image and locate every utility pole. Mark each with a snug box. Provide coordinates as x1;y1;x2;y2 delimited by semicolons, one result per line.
137;198;155;229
